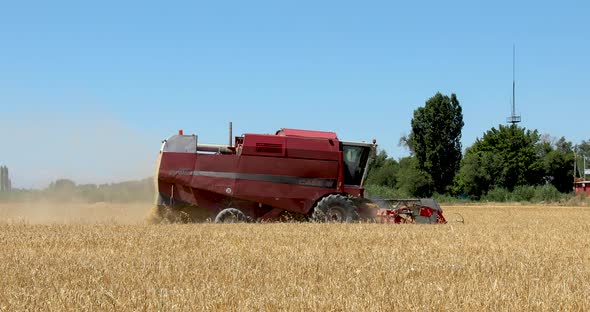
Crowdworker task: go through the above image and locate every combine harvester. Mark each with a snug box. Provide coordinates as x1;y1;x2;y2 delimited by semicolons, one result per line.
154;125;446;224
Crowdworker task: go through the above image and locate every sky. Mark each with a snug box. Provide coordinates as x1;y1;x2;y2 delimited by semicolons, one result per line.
0;0;588;188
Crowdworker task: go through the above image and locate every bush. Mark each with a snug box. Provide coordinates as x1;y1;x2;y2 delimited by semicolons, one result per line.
532;185;565;202
364;185;409;199
432;193;473;204
483;187;511;202
481;185;568;203
512;185;536;202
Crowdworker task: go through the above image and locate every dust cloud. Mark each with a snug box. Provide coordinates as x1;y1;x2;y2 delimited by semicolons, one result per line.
0;110;162;224
0;202;154;224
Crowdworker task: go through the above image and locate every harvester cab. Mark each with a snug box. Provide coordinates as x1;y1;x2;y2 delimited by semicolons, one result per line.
341;141;374;187
154;125;446;224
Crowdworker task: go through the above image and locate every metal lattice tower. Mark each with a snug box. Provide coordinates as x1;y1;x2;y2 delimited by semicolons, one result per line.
507;45;521;124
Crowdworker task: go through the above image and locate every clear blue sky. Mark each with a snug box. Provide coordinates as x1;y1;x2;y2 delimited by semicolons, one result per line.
1;0;588;188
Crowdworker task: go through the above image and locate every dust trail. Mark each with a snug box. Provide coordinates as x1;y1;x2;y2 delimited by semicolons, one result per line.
0;202;153;224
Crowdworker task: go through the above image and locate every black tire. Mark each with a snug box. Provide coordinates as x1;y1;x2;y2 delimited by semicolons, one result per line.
215;208;248;223
312;194;359;223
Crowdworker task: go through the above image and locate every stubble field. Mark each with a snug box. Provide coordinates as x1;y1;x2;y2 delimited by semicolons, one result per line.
0;202;589;311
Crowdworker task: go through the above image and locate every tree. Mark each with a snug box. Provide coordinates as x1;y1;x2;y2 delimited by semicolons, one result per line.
540;136;573;193
457;129;574;196
574;140;590;178
575;140;590;157
46;178;77;201
453;150;502;197
407;92;464;194
542;149;573;192
457;124;543;196
396;156;433;197
365;150;399;188
48;179;76;192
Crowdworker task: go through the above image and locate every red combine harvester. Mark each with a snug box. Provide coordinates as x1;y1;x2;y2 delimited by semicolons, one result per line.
154;126;446;224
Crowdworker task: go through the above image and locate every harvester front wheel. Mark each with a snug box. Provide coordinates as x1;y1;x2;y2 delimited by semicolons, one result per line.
215;208;248;223
312;194;358;223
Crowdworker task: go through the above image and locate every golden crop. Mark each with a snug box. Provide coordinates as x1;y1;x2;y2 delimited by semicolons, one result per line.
0;203;589;311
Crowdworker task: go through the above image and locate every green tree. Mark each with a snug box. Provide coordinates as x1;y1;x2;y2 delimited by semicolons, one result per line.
453;150;502;197
365;150;399;188
46;178;77;201
396;156;433;197
48;179;76;191
574;140;590;179
457;124;543;196
575;140;590;157
407;92;464;194
540;136;573;193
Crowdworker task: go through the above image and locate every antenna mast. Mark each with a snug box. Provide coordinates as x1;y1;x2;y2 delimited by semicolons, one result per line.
507;44;521;124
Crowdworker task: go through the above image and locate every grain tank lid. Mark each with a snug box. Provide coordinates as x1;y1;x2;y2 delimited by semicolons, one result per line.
276;128;338;140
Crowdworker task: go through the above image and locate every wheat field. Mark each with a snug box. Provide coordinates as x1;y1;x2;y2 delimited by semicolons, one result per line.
0;202;589;311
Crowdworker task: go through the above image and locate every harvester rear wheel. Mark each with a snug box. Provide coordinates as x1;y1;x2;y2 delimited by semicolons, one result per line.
312;194;358;223
215;208;248;223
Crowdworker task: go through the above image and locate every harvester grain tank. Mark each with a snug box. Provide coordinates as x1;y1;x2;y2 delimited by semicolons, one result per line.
154;126;446;224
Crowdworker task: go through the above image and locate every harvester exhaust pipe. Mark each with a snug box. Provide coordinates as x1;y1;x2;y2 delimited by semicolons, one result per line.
229;121;233;147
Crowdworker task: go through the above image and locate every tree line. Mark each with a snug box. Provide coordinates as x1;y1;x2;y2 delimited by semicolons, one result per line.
366;92;586;202
0;178;154;203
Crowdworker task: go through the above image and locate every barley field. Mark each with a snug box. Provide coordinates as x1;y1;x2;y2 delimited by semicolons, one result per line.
0;202;589;311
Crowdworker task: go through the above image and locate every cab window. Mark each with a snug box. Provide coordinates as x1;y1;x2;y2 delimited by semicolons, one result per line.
342;145;370;185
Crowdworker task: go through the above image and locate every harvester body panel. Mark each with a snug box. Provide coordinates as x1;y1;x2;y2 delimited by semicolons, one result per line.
155;127;446;224
156;129;368;220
